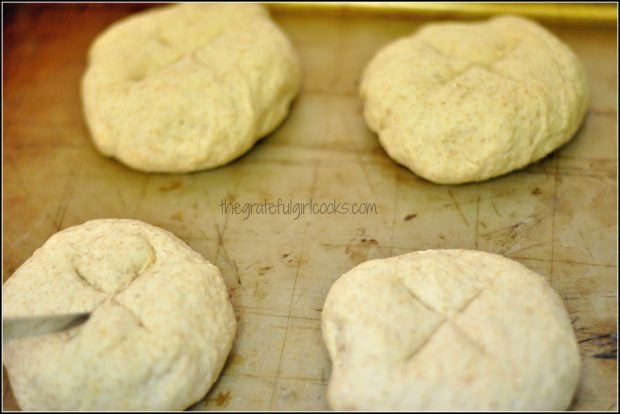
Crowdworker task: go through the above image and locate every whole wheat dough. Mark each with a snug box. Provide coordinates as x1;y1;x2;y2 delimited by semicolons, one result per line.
360;15;589;184
3;219;236;411
81;3;301;172
322;249;580;411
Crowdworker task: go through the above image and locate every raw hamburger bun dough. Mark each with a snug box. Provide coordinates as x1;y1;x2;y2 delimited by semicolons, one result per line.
82;3;301;172
360;15;589;184
322;249;580;411
3;219;236;411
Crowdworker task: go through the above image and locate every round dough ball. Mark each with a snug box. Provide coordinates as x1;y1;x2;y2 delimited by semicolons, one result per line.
322;249;580;411
82;4;301;172
360;16;589;184
3;219;236;411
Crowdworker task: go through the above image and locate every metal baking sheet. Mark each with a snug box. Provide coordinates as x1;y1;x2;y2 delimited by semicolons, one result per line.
2;3;617;411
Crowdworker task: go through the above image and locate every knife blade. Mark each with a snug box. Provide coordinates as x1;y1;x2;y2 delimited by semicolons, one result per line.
3;312;91;341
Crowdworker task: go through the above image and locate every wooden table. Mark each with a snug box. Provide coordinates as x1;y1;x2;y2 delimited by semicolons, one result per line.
3;3;617;411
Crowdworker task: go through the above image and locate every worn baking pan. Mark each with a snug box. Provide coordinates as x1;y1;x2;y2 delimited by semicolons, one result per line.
3;2;617;411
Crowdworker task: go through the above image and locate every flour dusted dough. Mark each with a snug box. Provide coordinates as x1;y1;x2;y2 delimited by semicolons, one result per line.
3;219;236;411
322;249;580;411
82;4;301;172
360;16;589;184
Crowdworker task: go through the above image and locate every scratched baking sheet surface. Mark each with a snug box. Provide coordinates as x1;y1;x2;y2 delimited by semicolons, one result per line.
2;4;617;411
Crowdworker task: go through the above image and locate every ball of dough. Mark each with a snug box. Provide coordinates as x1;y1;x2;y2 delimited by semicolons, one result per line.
360;16;589;184
322;249;580;411
81;4;301;172
3;219;236;411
